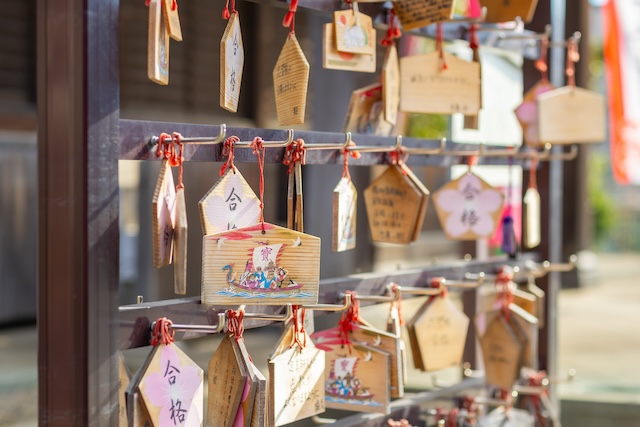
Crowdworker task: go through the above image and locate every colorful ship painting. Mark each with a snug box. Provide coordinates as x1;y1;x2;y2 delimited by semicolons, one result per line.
222;243;303;292
325;356;375;403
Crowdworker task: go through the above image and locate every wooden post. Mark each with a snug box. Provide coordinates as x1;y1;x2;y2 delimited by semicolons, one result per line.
37;0;120;424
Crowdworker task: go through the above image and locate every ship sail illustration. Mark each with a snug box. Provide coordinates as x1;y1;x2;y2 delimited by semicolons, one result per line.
223;243;302;292
325;356;374;401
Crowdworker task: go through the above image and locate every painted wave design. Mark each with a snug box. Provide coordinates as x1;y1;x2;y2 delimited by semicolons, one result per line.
325;396;382;407
215;289;315;299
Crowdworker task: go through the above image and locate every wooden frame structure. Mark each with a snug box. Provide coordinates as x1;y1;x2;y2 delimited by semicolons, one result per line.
37;0;567;425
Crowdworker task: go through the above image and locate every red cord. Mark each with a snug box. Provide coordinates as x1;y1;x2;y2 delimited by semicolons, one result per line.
341;142;361;181
227;310;245;342
250;137;266;232
219;136;239;177
151;317;175;346
535;37;549;82
436;23;448;70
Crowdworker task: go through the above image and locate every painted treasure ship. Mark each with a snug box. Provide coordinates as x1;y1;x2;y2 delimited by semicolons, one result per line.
222;243;303;292
325;356;375;402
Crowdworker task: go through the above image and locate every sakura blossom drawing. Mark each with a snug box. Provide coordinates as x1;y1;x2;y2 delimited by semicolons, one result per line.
433;173;504;240
139;344;204;427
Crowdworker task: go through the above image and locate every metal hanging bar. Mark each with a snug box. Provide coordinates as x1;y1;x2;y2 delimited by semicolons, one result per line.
475;16;523;33
150;312;226;334
148;124;227;147
300;293;352;312
399;274;484;296
303;132;352;151
233;129;296;148
237;304;294;321
549;31;581;48
496;24;551;42
345;284;402;303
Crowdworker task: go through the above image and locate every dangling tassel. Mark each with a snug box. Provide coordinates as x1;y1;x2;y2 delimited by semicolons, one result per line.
501;208;517;257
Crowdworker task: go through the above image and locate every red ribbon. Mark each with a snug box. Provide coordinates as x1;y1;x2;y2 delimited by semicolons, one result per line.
219;136;239;177
282;0;299;33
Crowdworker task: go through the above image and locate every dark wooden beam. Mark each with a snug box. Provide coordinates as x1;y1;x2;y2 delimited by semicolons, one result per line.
37;0;120;424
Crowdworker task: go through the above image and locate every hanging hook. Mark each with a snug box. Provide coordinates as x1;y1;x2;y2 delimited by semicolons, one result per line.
344;285;401;303
150;312;226;335
234;129;295;148
304;132;354;151
148;124;227;147
403;137;447;155
236;304;294;321
300;293;352;312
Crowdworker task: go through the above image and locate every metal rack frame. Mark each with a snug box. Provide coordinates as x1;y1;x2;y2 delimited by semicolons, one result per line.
37;0;562;425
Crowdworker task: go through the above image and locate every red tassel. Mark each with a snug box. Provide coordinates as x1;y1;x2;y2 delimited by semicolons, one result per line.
222;8;231;19
283;11;294;28
172;0;177;11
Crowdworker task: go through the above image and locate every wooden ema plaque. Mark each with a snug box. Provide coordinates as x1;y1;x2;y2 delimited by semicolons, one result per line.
524;186;541;248
343;83;393;136
480;0;538;24
126;346;156;427
400;51;481;115
208;335;248;427
364;164;425;244
269;324;325;426
202;223;321;305
332;177;357;252
333;10;376;55
399;163;430;241
382;44;400;125
322;23;376;73
320;342;390;414
387;305;408;384
198;167;260;235
138;344;204;426
433;172;504;240
349;324;404;398
234;339;261;426
537;86;606;144
162;0;182;41
273;34;310;126
478;315;524;390
393;0;455;31
148;0;170;85
509;305;539;370
248;361;267;427
173;187;188;295
118;353;130;427
527;281;546;329
515;80;555;146
220;13;245;113
407;295;470;372
152;160;176;268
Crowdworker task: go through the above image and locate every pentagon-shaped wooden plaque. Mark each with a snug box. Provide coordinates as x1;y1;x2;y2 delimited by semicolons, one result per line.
202;223;320;305
478;315;523;390
248;360;267;427
411;295;470;372
321;342;390;414
538;86;606;144
125;346;157;427
333;10;376;55
173;187;188;295
515;80;555;146
393;0;455;31
273;34;310;126
382;44;400;125
332;177;357;252
350;324;404;398
481;0;538;24
322;23;376;73
508;304;539;370
198;167;260;235
139;343;204;427
148;0;169;85
207;335;248;427
400;51;481;115
220;13;245;112
269;325;325;426
364;164;424;244
399;163;430;241
433;172;504;240
234;339;258;427
343;83;393;136
118;353;130;427
152;160;176;268
162;0;183;41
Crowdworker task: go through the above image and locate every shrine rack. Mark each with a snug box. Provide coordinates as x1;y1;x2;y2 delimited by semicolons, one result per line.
38;0;569;425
